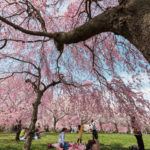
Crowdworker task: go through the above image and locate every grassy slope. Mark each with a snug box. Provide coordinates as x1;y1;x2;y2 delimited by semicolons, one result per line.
0;133;149;150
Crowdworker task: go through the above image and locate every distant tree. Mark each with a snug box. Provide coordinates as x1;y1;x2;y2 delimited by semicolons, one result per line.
0;76;33;127
40;94;72;132
0;53;63;150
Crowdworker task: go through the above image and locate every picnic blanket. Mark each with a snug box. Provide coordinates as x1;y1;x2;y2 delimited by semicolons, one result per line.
52;143;86;150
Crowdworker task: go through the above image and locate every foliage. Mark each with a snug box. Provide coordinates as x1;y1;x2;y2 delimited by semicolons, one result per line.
0;1;149;149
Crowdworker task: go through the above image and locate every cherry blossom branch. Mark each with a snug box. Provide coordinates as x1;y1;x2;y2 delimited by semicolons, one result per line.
0;38;49;44
0;53;39;70
0;16;53;38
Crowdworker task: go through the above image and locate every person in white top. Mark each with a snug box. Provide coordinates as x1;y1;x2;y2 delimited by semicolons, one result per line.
91;119;97;140
58;128;70;149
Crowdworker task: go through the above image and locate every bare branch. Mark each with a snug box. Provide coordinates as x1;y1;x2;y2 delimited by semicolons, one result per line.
43;80;61;92
0;39;7;49
1;53;39;70
25;78;38;92
1;71;38;78
0;16;54;38
0;38;49;44
0;73;14;81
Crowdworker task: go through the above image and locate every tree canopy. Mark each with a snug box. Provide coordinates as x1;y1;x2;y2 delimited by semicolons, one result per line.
0;1;149;150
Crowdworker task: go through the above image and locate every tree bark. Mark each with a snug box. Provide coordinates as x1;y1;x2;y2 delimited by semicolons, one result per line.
15;120;22;141
53;118;57;132
23;92;43;150
0;0;149;62
114;123;119;133
99;121;104;133
54;0;150;63
134;134;145;150
127;123;131;133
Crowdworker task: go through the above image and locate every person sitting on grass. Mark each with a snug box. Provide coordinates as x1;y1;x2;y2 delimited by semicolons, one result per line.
19;128;25;140
19;127;29;140
58;128;70;150
20;128;25;137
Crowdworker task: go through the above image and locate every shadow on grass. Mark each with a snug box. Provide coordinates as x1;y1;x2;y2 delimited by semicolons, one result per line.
0;139;15;142
0;139;149;150
31;144;51;150
100;143;149;150
0;146;18;150
100;143;129;150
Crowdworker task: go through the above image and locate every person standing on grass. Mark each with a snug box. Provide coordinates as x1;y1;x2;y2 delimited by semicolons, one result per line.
37;123;41;139
58;128;70;150
85;132;100;150
77;124;84;144
92;132;100;150
91;119;97;140
15;120;22;141
131;116;145;150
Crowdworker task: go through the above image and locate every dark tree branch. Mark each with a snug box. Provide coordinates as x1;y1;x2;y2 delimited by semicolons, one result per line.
0;39;7;49
0;73;14;80
0;16;53;38
0;0;149;62
0;38;49;43
1;53;39;70
1;71;38;78
43;80;61;92
25;79;38;92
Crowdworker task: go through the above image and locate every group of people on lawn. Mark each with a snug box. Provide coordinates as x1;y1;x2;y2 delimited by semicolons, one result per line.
16;117;144;150
58;119;100;150
19;123;42;140
58;117;145;150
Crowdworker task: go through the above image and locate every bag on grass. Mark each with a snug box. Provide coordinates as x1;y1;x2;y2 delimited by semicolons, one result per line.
48;143;54;149
129;145;139;150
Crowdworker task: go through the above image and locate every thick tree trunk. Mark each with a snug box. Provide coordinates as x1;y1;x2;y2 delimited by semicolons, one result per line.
114;123;119;133
127;123;131;133
54;0;150;63
0;0;149;62
15;120;22;141
134;135;145;150
15;129;21;141
99;121;103;133
53;118;57;132
23;92;43;150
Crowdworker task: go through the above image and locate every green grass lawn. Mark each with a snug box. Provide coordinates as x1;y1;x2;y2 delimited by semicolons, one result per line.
0;133;150;150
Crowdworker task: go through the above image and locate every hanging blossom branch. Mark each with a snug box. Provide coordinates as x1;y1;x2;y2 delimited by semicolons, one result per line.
0;16;53;37
0;53;39;70
0;53;79;92
0;38;50;44
0;73;14;81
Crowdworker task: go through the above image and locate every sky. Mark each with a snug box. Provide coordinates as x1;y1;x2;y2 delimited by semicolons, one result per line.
119;72;150;100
